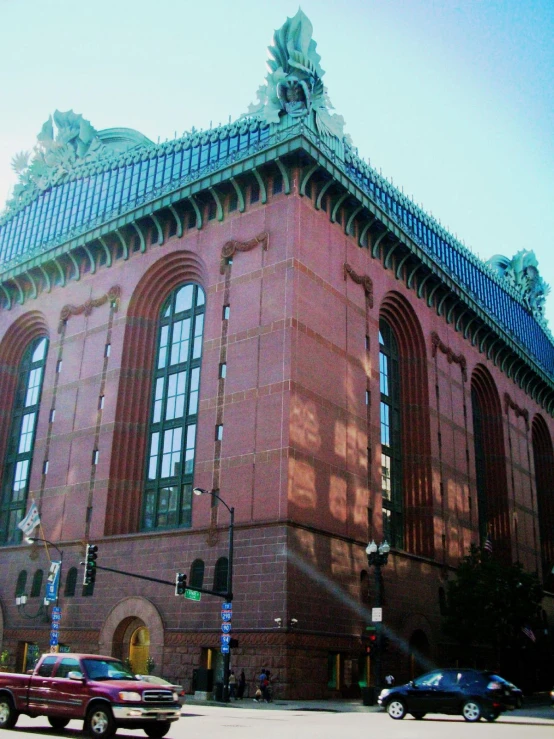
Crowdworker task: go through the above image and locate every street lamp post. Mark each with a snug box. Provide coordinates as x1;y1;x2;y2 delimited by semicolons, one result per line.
193;487;234;703
365;539;390;693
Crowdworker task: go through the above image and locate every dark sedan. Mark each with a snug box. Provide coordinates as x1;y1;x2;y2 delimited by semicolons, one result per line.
378;668;519;722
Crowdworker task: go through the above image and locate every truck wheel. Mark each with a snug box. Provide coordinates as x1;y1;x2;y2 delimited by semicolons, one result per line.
0;696;19;729
48;717;70;730
144;722;171;738
85;705;116;739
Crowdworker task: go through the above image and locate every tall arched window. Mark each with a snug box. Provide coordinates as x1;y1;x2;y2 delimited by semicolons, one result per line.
190;559;205;589
532;415;554;584
0;336;48;544
15;570;27;597
214;557;229;593
64;567;78;597
470;366;510;563
379;321;403;548
30;569;43;598
142;284;205;530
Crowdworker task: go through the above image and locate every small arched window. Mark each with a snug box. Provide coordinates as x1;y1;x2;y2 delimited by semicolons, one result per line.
64;567;78;597
190;559;205;589
142;284;205;531
0;336;49;545
30;569;43;598
15;569;27;597
213;557;229;594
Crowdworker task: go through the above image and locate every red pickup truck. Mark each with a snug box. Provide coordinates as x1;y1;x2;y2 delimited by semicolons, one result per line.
0;653;181;738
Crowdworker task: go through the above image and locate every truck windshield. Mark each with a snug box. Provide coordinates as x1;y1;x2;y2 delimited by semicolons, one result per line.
82;659;136;681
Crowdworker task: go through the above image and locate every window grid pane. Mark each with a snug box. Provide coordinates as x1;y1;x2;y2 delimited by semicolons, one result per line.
142;284;205;530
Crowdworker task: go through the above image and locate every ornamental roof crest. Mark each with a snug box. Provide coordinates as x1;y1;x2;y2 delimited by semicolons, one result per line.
245;8;345;139
487;249;551;320
9;110;151;211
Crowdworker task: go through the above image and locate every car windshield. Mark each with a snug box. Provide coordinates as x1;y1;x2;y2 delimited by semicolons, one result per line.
82;658;136;681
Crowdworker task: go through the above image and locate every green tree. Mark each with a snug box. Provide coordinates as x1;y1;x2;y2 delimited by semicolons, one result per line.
443;545;543;660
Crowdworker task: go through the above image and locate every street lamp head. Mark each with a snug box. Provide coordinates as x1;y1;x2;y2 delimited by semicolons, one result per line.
274;617;282;626
289;618;298;626
380;541;391;555
25;536;37;544
366;540;378;555
193;487;207;496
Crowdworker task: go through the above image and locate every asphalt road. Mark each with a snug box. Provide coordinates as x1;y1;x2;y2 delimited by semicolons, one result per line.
8;703;554;739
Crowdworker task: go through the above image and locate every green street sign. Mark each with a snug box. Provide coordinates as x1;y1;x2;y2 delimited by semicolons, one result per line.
184;589;201;602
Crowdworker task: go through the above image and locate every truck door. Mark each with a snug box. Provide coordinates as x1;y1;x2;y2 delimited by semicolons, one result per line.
49;658;88;718
27;655;58;711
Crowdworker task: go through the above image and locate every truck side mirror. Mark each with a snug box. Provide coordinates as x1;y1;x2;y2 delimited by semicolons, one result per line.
68;671;84;681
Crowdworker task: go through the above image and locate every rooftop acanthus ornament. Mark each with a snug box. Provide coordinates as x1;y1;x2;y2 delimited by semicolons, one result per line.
246;8;345;139
9;111;151;211
487;249;550;321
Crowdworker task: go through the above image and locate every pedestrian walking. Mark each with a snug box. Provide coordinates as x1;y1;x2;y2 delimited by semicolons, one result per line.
237;669;246;699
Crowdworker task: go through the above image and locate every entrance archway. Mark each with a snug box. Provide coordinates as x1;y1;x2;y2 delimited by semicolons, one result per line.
99;597;164;675
129;626;150;674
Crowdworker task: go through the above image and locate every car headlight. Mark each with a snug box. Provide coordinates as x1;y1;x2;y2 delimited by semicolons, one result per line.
118;691;142;702
378;689;391;701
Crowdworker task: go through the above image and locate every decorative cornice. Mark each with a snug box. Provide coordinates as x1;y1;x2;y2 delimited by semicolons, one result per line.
220;232;269;274
58;285;121;333
343;263;374;307
430;331;467;380
504;392;529;429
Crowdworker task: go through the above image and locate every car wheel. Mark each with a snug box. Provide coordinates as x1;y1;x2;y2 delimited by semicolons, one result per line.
412;713;426;720
0;696;19;729
85;705;116;739
462;700;482;722
49;717;70;730
387;699;407;719
144;722;171;738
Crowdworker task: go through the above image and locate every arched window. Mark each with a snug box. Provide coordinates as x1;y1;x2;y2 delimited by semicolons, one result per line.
213;557;229;593
15;569;27;597
190;559;205;589
532;416;554;584
379;321;402;548
470;366;510;562
142;284;205;530
0;336;48;544
64;566;78;597
30;569;43;598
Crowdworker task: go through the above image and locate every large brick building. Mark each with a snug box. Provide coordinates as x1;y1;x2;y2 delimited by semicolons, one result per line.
1;10;553;698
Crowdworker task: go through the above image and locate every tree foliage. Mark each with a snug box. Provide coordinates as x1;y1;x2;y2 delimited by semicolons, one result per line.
443;545;543;651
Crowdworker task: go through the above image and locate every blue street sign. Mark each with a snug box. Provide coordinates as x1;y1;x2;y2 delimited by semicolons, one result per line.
222;602;232;611
51;622;59;631
221;622;232;634
221;611;232;622
45;561;62;604
52;606;61;614
51;613;61;622
50;631;58;640
221;644;230;654
49;636;58;646
220;635;231;644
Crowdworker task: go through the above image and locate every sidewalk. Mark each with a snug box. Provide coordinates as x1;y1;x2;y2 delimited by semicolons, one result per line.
184;695;381;712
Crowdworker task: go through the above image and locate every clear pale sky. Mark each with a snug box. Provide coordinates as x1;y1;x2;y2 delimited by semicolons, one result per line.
1;0;553;327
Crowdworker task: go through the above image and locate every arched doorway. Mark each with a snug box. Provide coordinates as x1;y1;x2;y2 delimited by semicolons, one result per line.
129;626;150;674
409;630;431;679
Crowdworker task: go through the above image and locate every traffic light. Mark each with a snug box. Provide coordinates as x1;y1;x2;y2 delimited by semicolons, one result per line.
175;572;187;596
363;625;378;655
83;544;98;586
382;635;390;653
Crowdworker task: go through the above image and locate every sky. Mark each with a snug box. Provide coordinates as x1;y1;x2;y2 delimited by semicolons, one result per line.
1;0;553;325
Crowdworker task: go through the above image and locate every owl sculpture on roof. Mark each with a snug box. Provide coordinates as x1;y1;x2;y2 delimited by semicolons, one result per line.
246;8;345;139
487;249;550;321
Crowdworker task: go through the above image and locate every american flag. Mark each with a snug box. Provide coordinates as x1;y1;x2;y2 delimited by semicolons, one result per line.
483;533;493;553
521;626;536;643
